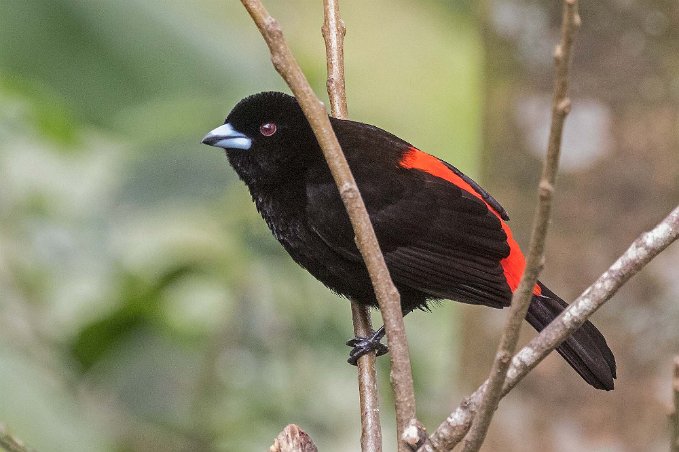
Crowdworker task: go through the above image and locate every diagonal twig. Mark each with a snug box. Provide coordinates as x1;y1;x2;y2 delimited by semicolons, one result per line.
0;424;34;452
421;205;679;451
239;1;417;449
321;1;383;450
460;1;581;450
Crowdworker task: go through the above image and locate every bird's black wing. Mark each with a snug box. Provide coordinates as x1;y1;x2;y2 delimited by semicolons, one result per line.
305;151;514;309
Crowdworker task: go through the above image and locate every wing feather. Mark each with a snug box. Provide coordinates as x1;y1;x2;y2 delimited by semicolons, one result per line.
305;123;514;309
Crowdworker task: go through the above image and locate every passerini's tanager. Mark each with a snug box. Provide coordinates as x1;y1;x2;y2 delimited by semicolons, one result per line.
202;92;616;390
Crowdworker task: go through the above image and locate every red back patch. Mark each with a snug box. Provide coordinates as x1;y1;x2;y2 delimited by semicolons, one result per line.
399;147;541;296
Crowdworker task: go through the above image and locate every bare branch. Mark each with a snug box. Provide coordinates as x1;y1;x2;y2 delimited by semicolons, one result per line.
350;303;383;451
422;205;679;451
322;3;382;449
322;0;348;118
239;1;416;448
671;356;679;452
460;2;580;450
402;418;429;451
270;424;318;452
0;424;34;452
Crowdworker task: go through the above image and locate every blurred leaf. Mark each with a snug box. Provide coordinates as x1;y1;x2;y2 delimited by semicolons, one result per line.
0;76;80;148
70;263;199;370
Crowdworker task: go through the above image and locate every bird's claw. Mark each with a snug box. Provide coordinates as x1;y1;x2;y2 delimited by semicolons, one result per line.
346;328;389;366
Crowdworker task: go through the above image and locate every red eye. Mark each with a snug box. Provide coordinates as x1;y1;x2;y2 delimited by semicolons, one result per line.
259;122;277;137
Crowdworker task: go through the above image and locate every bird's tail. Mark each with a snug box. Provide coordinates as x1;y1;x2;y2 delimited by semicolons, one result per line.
525;282;616;390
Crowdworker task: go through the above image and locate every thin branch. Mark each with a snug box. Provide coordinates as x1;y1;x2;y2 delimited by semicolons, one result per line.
270;424;318;452
402;418;429;451
322;0;348;119
350;303;383;452
671;356;679;452
421;205;679;451
0;424;34;452
239;1;417;449
321;3;382;450
461;1;580;450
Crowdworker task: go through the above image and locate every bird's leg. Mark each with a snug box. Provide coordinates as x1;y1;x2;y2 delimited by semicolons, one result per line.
346;325;388;365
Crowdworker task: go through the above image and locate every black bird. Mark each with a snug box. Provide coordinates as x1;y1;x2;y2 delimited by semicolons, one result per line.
202;91;616;390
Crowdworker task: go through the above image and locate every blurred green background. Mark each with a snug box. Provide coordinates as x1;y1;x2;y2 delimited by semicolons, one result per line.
0;1;677;451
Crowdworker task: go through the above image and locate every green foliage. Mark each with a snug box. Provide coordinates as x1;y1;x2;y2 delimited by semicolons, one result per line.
70;264;198;370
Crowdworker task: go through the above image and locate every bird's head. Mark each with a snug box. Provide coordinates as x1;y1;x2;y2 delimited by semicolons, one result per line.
202;92;318;184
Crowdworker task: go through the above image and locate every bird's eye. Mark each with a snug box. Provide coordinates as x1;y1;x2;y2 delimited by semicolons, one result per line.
259;122;277;137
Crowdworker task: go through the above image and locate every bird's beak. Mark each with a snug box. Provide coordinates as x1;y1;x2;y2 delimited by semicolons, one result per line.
201;123;252;150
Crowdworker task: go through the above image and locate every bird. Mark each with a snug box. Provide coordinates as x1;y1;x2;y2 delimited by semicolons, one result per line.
201;91;616;390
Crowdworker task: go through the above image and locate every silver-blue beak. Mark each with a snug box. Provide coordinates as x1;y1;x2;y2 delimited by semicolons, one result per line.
201;123;252;150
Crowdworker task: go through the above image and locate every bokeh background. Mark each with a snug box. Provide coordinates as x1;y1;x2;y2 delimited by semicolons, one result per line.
0;1;677;451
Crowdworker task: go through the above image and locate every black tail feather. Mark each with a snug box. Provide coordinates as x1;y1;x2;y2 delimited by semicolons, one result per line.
525;282;616;390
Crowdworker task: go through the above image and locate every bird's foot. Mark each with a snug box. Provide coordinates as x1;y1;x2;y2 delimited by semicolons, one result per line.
346;326;388;365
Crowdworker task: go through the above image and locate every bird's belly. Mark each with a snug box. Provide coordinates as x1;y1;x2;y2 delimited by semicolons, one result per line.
254;193;375;303
274;220;376;303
